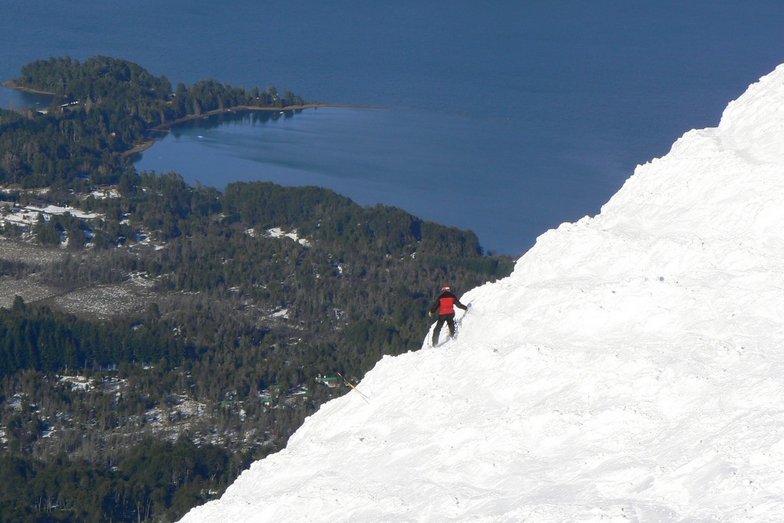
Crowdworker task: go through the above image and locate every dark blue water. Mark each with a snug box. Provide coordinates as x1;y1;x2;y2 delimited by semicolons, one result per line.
2;1;784;254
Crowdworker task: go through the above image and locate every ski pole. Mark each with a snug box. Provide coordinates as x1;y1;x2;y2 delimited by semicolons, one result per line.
337;372;370;403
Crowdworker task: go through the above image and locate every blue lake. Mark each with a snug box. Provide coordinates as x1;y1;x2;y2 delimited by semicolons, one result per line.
2;1;784;254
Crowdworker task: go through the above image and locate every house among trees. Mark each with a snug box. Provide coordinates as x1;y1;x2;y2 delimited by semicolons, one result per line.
317;375;340;389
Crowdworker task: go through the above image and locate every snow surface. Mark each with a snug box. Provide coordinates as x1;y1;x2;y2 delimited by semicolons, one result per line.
181;65;784;522
265;226;312;247
0;203;101;227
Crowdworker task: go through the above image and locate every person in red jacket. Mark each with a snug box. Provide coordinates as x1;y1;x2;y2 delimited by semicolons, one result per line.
428;285;468;346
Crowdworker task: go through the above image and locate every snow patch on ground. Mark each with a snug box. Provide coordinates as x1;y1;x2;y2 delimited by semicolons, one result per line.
263;227;312;247
90;188;121;199
271;308;289;319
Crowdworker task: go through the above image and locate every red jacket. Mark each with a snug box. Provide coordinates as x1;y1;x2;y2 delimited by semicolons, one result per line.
429;291;468;316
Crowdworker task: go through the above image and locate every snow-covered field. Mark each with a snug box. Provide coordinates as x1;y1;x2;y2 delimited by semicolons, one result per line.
0;202;102;227
0;236;158;317
0;192;165;316
180;65;784;521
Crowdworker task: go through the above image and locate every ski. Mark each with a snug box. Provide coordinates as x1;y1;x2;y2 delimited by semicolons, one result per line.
337;372;370;403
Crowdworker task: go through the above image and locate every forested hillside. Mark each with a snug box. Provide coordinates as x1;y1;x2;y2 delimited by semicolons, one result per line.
0;57;513;522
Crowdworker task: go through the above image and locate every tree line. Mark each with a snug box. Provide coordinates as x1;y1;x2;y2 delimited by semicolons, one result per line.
0;296;194;380
0;437;242;522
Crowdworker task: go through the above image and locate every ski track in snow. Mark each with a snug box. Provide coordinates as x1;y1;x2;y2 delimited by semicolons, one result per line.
181;65;784;522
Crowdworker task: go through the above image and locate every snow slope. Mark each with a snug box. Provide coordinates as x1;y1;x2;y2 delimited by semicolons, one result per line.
181;65;784;522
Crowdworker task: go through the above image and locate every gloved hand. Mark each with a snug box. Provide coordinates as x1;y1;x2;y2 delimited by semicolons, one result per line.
427;311;433;318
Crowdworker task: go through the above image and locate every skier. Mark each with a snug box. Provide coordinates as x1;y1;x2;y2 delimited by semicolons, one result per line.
428;285;468;347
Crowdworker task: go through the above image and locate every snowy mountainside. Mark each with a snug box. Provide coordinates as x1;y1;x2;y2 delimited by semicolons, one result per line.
181;65;784;521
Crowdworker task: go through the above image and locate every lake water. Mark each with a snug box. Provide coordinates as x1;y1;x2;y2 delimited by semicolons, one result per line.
2;1;784;254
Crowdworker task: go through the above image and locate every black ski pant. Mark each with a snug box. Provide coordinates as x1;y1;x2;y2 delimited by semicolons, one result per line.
432;313;456;346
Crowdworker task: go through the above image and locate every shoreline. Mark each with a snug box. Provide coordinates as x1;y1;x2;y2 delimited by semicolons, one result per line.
123;102;373;158
2;80;56;96
3;80;377;112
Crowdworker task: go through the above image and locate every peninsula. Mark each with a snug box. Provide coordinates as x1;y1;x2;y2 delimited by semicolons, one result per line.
5;57;373;159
